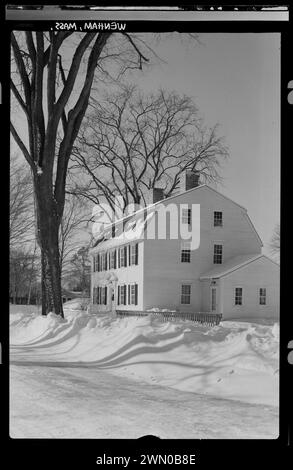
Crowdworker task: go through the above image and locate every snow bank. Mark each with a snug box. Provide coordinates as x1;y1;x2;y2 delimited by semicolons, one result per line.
10;308;279;406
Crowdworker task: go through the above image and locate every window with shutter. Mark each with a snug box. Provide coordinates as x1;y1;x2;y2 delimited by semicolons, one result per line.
119;285;126;305
119;247;125;267
130;284;137;305
124;246;127;267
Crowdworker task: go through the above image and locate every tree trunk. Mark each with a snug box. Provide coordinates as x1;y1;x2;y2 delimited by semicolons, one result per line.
35;177;64;318
27;243;37;305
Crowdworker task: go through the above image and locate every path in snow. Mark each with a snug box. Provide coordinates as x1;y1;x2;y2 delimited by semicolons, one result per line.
10;362;278;439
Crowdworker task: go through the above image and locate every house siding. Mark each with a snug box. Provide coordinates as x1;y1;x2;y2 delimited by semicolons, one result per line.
90;185;278;321
91;241;144;312
142;186;262;312
220;257;279;319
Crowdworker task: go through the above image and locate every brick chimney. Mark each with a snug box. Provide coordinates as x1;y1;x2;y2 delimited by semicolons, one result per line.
179;170;200;193
148;187;164;204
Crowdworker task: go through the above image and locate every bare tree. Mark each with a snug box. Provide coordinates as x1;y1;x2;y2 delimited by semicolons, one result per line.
10;31;154;317
69;87;228;210
10;247;39;304
10;155;35;248
63;245;91;295
59;195;92;276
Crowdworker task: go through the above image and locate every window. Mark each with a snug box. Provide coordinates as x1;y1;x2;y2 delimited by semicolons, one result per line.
259;288;266;305
118;285;127;305
95;286;106;305
182;208;191;225
211;287;217;311
102;286;107;305
110;250;116;269
235;287;243;306
214;211;223;227
213;244;223;264
181;241;191;263
181;284;191;304
129;283;138;305
129;243;138;266
118;246;127;268
100;252;107;271
95;254;100;272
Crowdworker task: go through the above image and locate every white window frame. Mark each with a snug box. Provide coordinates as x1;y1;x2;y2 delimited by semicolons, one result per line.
214;211;223;227
120;284;126;305
129;283;135;305
119;247;125;267
102;286;107;305
181;284;191;305
259;287;267;305
100;252;105;271
130;244;136;265
110;250;116;269
181;241;191;263
213;244;223;264
182;208;191;225
211;287;217;312
234;287;243;306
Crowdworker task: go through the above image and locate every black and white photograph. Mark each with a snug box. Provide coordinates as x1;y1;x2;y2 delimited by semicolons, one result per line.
5;2;290;459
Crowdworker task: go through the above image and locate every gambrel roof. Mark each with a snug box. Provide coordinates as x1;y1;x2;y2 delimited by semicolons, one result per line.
90;184;263;252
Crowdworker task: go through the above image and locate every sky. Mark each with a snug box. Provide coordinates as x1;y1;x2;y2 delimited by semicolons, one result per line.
128;33;280;255
11;32;280;256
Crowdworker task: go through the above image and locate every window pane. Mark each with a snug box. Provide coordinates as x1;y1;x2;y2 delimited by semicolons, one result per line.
181;241;191;263
130;245;136;265
213;244;222;264
214;211;223;227
259;288;266;305
181;284;191;304
182;208;191;224
235;287;242;305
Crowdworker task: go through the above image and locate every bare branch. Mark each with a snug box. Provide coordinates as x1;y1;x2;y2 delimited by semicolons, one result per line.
10;123;34;171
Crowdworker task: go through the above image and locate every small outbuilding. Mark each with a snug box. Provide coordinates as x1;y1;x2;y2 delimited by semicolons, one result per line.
200;254;279;320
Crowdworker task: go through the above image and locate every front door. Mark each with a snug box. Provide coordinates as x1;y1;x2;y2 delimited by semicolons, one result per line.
211;287;217;312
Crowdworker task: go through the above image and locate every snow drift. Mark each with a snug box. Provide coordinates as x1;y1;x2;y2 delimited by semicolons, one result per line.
10;304;279;406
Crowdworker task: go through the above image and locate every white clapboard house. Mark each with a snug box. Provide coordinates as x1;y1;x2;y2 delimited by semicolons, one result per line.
89;171;279;320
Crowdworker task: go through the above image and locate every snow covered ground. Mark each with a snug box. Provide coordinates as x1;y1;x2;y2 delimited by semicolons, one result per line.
10;302;279;439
